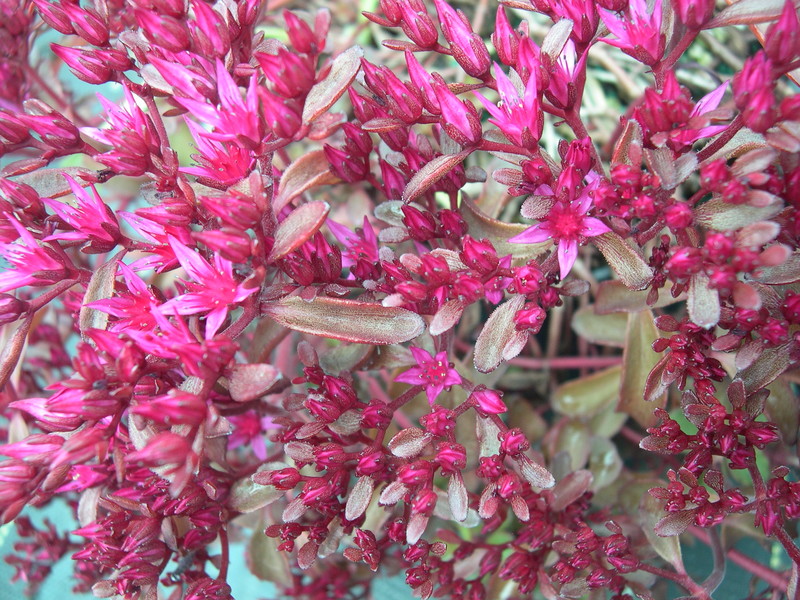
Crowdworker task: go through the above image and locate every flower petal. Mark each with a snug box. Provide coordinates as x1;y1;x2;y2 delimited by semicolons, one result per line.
509;224;552;244
581;217;612;238
557;240;579;280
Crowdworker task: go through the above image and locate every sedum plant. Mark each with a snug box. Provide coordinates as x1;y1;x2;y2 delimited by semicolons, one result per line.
1;0;800;598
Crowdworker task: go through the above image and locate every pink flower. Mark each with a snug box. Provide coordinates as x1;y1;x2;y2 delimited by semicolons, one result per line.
160;236;257;338
475;64;542;149
509;175;610;279
0;217;71;293
42;175;121;252
395;347;462;406
600;0;665;66
175;60;262;149
327;216;379;268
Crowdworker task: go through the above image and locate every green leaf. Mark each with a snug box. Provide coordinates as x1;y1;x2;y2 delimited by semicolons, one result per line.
571;305;628;347
553;365;621;418
619;310;667;428
640;492;685;568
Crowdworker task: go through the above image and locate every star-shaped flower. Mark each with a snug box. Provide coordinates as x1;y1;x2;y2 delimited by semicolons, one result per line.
395;347;462;406
509;175;610;280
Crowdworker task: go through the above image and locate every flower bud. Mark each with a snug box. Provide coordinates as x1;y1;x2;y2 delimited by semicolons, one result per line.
435;442;466;474
0;293;27;325
499;428;530;456
470;387;507;415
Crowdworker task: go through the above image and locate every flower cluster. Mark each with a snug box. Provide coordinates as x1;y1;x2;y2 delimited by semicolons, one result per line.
1;0;800;598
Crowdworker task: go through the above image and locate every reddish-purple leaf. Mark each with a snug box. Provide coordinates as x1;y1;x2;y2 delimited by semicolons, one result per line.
706;0;789;27
268;201;330;261
79;257;119;339
402;151;471;203
273;151;340;212
742;343;794;393
549;470;593;511
654;509;695;537
302;45;363;124
228;363;283;403
297;541;319;570
262;296;425;344
345;476;375;521
388;428;432;459
474;295;525;373
14;167;94;198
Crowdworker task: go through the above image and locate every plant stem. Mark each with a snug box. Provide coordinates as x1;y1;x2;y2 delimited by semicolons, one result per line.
638;563;708;598
689;526;789;592
218;528;230;582
696;114;744;163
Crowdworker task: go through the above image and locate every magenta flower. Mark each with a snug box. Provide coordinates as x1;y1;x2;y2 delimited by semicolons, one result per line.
160;236;257;338
42;175;120;252
600;0;665;66
81;85;159;177
475;63;542;149
395;347;462;406
88;262;160;332
175;60;262;148
327;216;379;268
509;176;610;280
0;217;70;293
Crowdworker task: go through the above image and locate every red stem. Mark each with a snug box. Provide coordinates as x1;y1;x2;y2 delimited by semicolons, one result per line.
696;114;744;163
638;563;708;598
689;526;789;592
218;528;230;582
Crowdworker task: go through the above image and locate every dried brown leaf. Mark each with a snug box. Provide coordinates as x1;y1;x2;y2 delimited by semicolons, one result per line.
706;0;789;27
14;167;93;198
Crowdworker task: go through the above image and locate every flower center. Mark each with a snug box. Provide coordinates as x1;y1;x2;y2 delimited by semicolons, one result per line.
549;205;583;240
422;360;449;384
